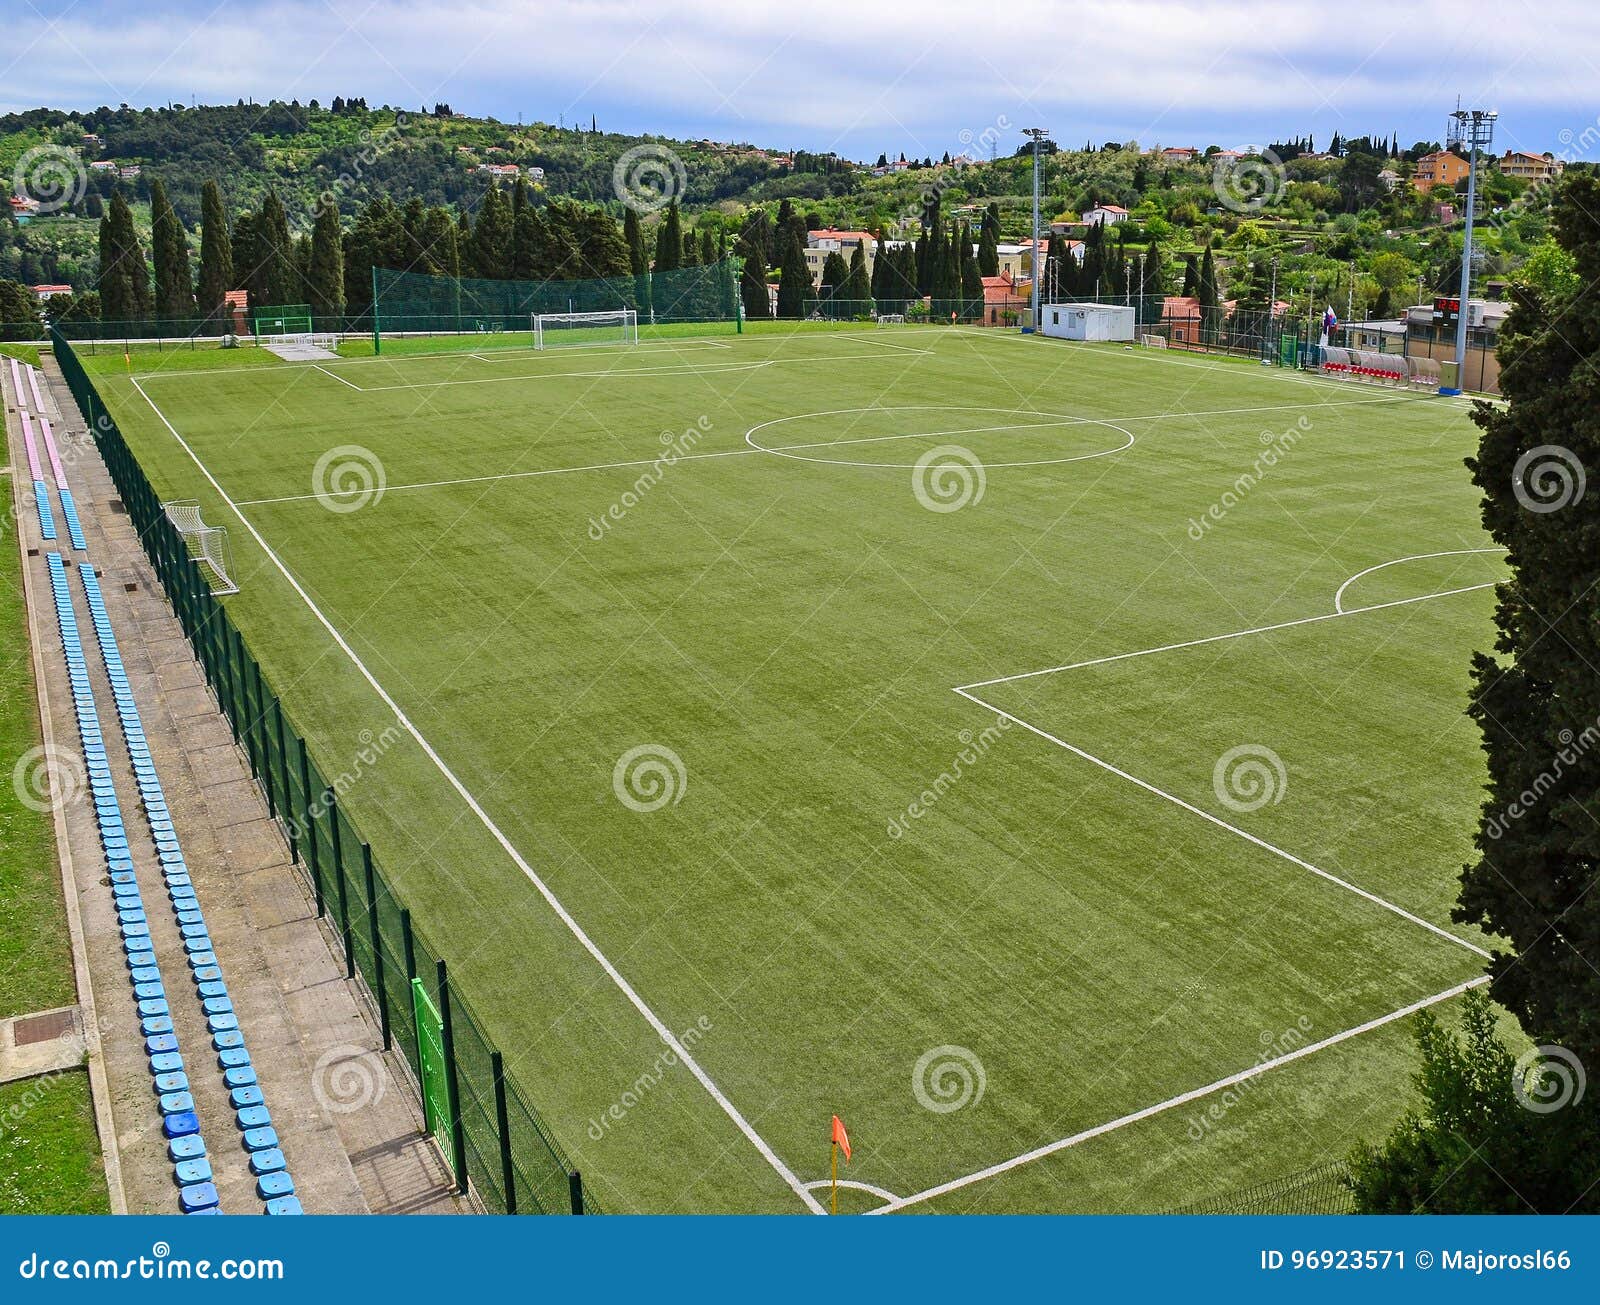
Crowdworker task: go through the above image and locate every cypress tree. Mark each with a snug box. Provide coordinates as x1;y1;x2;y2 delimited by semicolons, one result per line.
97;191;150;322
736;215;770;321
252;190;297;306
978;223;999;278
680;225;699;268
959;224;984;320
624;206;652;318
699;228;717;267
775;230;814;319
819;249;849;317
1181;252;1200;297
149;177;193;322
655;202;683;272
1139;242;1166;323
307;199;344;323
196;179;233;328
1461;173;1600;1072
575;208;630;279
843;243;871;314
1197;242;1221;336
468;185;513;278
511;199;540;281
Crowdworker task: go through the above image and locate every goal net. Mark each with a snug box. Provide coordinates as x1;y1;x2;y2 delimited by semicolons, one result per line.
253;304;315;339
163;500;239;595
532;309;639;351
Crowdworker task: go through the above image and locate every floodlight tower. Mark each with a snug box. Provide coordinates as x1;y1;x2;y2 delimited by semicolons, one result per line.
1442;105;1496;394
1023;128;1049;332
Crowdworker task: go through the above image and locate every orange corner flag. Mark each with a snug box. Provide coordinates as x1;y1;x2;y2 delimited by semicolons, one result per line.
831;1114;852;1162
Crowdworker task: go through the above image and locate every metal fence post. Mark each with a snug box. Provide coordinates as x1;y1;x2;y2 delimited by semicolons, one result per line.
436;960;469;1194
492;1050;516;1214
272;700;295;857
327;790;353;978
298;737;324;917
362;843;389;1050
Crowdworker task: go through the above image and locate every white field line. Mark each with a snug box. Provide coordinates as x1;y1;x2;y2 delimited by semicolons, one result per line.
313;364;362;391
961;584;1501;691
804;1177;904;1204
868;975;1488;1214
127;376;826;1215
1333;547;1506;614
351;351;939;392
954;684;1490;959
236;393;1420;508
130;334;743;380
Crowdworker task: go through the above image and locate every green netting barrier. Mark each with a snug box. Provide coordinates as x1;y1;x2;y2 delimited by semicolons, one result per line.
51;327;594;1214
372;260;739;335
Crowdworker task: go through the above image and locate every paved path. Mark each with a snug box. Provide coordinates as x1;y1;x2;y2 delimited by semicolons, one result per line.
6;355;465;1215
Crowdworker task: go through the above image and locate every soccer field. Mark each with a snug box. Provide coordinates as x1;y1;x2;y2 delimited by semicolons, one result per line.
81;324;1503;1214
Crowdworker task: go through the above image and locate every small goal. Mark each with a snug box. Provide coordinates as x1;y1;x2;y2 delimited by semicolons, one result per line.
876;314;907;326
532;309;639;351
1139;333;1168;349
163;500;239;595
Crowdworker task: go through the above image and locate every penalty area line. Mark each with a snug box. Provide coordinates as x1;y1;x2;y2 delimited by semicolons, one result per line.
868;975;1488;1214
953;686;1490;960
125;375;827;1215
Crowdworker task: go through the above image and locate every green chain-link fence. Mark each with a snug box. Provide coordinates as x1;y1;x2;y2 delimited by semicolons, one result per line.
53;327;593;1214
1170;1161;1356;1215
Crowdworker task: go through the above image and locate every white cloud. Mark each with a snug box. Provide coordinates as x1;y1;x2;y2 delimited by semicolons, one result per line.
1;0;1594;156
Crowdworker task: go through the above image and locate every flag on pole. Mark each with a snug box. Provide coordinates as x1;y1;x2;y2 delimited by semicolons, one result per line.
831;1114;851;1162
1323;305;1338;335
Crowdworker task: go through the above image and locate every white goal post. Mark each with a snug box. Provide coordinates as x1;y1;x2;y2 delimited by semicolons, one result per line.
163;499;239;595
531;309;639;350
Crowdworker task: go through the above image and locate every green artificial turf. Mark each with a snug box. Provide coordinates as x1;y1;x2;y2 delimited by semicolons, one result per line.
81;325;1496;1213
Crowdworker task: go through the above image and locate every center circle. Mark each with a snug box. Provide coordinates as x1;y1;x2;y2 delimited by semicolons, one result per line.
744;405;1135;469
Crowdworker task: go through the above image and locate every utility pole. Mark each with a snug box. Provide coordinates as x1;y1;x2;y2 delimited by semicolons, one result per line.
1442;105;1496;394
1023;128;1049;332
1347;258;1355;325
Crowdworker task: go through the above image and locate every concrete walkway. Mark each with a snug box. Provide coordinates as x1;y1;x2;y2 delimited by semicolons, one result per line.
0;1006;86;1083
7;355;464;1215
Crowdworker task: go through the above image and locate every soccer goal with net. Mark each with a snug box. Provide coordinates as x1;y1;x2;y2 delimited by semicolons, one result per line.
532;309;639;350
253;304;315;340
163;500;239;595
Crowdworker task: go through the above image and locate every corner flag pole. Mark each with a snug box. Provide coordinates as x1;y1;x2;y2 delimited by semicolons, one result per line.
830;1141;838;1215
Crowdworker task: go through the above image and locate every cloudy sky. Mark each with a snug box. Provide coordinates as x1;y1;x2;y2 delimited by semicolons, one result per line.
3;0;1596;162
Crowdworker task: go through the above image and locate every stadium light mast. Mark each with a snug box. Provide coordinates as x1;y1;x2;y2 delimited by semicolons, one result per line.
1024;127;1049;332
1442;105;1496;394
